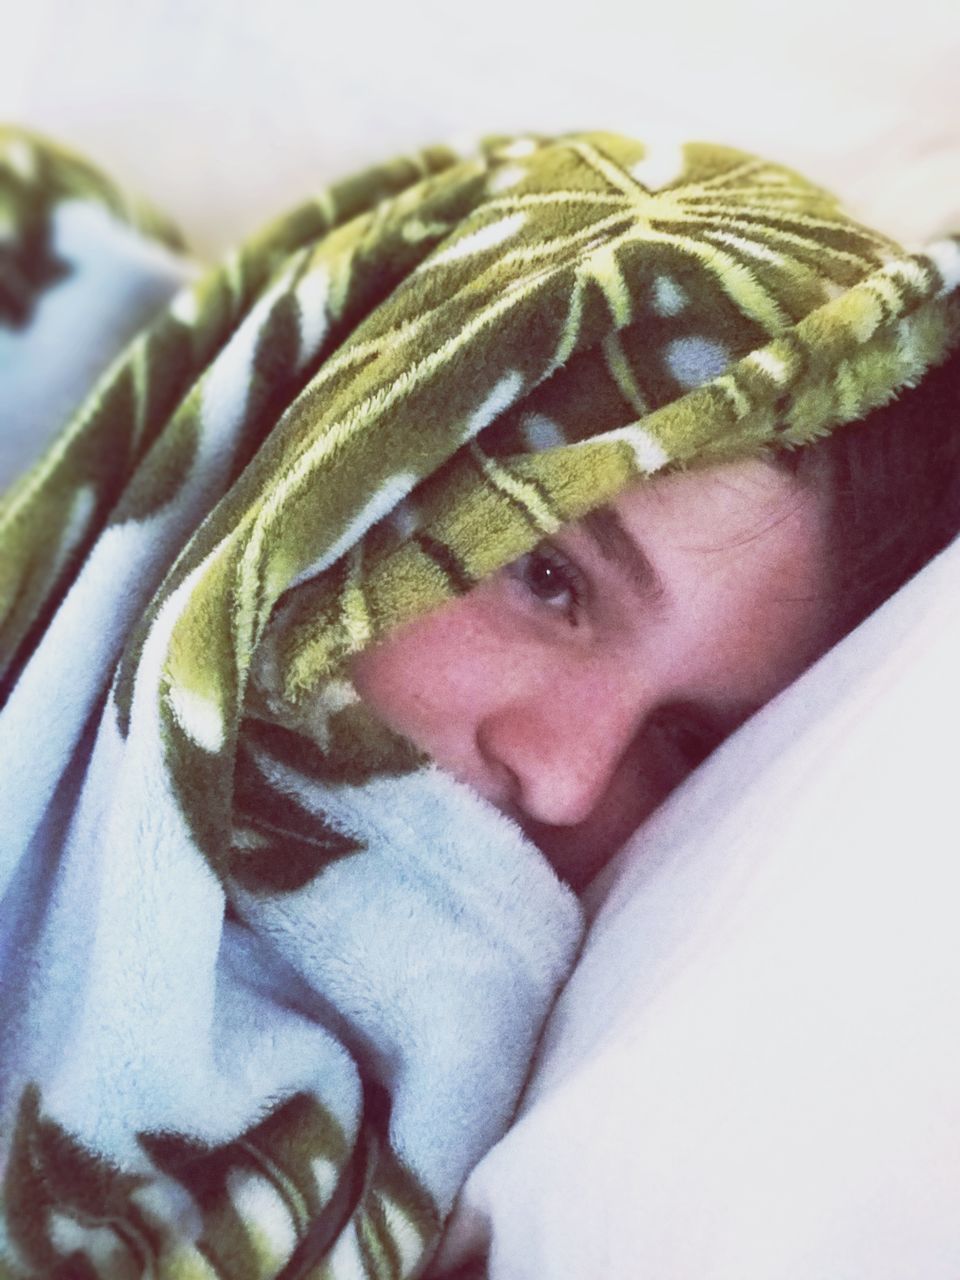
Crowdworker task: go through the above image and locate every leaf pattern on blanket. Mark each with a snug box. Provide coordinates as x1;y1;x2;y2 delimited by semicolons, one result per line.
3;1082;436;1280
2;124;959;1280
0;127;185;330
3;128;958;880
230;745;365;896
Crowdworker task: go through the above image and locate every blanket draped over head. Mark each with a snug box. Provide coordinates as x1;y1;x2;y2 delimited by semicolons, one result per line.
1;125;958;1280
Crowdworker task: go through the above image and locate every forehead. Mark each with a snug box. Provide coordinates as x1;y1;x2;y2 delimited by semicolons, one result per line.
611;456;814;546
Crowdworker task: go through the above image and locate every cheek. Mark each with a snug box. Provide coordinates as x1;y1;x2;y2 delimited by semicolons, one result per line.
666;534;830;703
528;730;689;890
348;599;493;751
714;578;829;702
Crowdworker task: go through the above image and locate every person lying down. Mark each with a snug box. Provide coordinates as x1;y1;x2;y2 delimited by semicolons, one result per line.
0;126;958;1280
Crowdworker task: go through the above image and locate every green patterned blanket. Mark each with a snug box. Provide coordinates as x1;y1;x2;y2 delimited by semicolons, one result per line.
0;126;958;1280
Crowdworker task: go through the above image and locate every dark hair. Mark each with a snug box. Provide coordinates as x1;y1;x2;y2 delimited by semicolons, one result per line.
784;340;960;641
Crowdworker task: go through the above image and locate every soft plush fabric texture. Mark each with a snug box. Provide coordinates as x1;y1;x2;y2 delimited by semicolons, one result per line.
1;125;958;1279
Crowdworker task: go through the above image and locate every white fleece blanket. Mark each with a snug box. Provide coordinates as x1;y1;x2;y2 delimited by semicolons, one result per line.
0;152;585;1280
6;10;958;1273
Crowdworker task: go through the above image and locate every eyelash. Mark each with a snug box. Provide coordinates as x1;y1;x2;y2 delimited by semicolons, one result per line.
504;552;727;769
506;543;589;625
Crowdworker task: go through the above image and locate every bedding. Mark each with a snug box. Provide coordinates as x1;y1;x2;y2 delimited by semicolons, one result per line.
1;124;958;1279
435;529;960;1279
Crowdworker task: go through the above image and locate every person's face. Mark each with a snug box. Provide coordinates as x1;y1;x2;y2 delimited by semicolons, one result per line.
350;458;832;891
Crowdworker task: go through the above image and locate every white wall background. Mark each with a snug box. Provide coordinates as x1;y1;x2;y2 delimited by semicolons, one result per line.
2;0;958;255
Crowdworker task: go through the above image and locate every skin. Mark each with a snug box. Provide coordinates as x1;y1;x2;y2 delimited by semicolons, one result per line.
350;457;834;892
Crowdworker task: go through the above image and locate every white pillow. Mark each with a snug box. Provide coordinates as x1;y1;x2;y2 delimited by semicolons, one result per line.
435;535;960;1279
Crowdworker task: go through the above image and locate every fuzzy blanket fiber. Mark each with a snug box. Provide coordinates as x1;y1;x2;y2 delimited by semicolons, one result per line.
1;126;958;1279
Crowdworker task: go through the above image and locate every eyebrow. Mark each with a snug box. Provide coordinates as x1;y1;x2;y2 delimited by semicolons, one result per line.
578;505;665;599
577;506;767;735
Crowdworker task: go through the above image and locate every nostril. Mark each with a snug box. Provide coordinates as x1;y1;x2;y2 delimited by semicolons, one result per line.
489;761;524;814
474;720;524;811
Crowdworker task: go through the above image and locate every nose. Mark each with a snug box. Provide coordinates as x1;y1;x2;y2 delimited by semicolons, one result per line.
476;671;644;829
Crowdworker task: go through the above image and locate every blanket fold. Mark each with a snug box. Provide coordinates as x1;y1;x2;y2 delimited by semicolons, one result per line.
1;124;959;1279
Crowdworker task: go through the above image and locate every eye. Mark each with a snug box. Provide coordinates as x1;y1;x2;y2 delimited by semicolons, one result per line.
505;544;588;624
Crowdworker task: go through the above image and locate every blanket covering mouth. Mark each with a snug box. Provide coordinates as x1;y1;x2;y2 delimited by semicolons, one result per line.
0;125;958;1280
